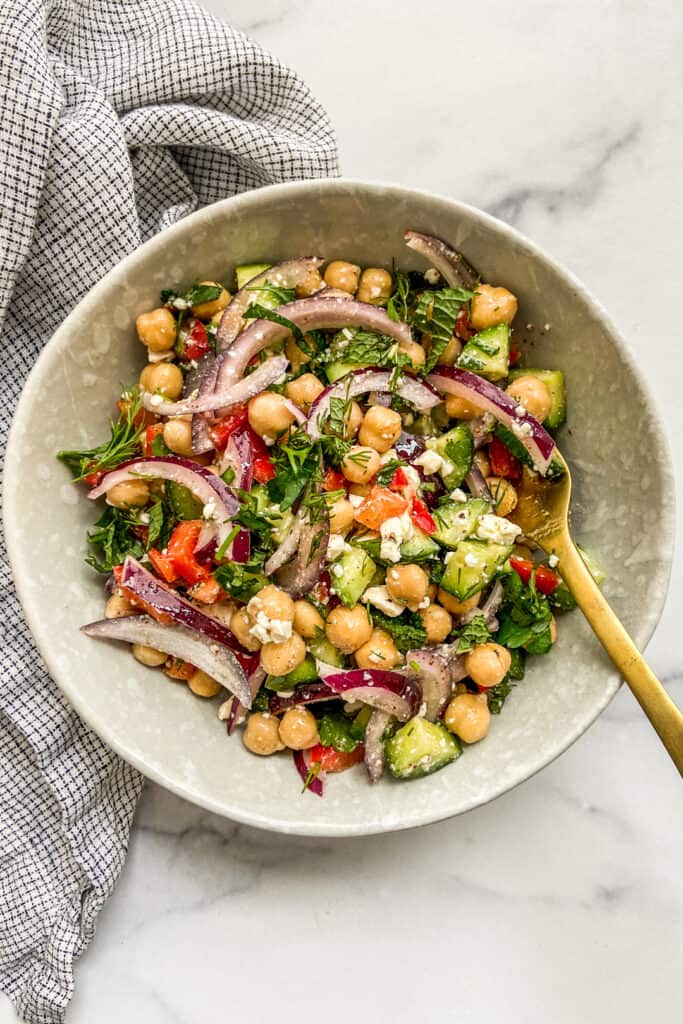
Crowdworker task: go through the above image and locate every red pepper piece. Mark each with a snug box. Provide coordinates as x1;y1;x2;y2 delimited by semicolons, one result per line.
409;495;436;535
324;468;348;492
166;521;211;586
183;319;210;361
509;556;560;595
208;405;248;451
488;435;522;481
389;466;409;490
309;743;365;773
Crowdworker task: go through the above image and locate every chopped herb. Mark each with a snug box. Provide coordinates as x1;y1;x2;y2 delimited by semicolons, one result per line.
376;458;407;487
214;555;268;602
455;613;491;653
246;283;296;306
414;287;473;371
242;302;309;352
496;570;553;655
184;283;222;307
57;389;144;481
146;497;174;550
369;609;427;652
386;268;412;323
317;712;365;753
486;679;513;714
84;506;144;573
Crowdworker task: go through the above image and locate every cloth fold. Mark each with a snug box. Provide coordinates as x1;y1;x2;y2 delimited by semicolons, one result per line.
0;2;338;1020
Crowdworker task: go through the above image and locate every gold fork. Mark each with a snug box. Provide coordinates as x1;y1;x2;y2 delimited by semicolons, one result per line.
510;455;683;774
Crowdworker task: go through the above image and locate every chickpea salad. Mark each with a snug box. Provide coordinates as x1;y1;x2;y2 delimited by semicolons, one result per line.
58;229;598;795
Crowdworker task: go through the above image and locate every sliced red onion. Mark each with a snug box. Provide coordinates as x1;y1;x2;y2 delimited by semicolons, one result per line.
194;523;218;565
142;355;288;417
465;464;493;502
268;682;338;715
82;614;252;706
215;296;413;392
404;229;479;291
434;644;468;685
228;665;266;735
320;669;421;722
183;353;219;455
305;368;440;441
216;258;324;353
264;515;303;575
364;709;391;783
460;579;504;629
427;367;556;474
275;513;329;599
281;397;306;424
405;649;451;722
293;748;325;797
218;425;254;489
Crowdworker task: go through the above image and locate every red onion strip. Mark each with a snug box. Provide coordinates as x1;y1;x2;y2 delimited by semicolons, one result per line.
320;668;421;722
405;649;451;722
293;748;325;797
404;229;479;291
364;709;391;783
142;355;288;417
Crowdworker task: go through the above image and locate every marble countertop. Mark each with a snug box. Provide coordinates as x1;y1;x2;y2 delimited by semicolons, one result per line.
3;1;681;1021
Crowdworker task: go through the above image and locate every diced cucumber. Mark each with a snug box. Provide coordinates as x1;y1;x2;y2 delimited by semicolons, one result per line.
432;498;490;549
265;654;318;692
353;531;438;564
385;717;462;780
308;631;347;668
432;423;474;488
325;360;369;383
167;481;203;520
494;424;566;480
250;484;294;542
333;547;377;607
508;367;566;428
439;539;513;600
235;263;271;289
457;323;510;381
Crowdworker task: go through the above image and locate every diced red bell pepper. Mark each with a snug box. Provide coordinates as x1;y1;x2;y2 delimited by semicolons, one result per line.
148;547;180;584
324;468;348;493
188;577;225;604
488;435;522;481
84;466;105;487
309;743;365;773
144;423;165;457
509;347;522;367
509;556;560;595
183;319;210;362
253;454;276;483
409;495;436;535
166;521;211;586
388;466;409;490
208;405;248;450
354;486;409;532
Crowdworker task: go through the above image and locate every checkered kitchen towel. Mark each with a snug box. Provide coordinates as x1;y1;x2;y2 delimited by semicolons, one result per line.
0;2;338;1020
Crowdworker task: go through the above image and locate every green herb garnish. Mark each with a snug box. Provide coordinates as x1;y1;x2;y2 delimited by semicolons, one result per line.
57;388;144;481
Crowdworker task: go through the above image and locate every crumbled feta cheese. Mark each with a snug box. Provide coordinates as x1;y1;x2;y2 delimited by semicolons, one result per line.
515;404;527;417
414;449;443;475
476;513;522;545
449;488;468;503
246;609;293;645
424;268;440;285
217;698;233;721
202;500;216;520
380;511;414;563
511;419;532;439
147;349;175;364
172;297;189;310
439;458;455;481
402;466;421;490
548;553;559;568
417;596;430;609
331;563;344;578
361;585;404;618
445;551;455;564
464;552;480;568
148;393;164;408
138;512;150;525
348;493;365;508
326;534;350;561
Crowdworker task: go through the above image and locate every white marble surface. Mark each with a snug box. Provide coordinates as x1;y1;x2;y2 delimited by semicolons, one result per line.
3;1;682;1021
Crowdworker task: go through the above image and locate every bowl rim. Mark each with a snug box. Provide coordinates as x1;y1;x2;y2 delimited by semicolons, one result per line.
3;177;675;836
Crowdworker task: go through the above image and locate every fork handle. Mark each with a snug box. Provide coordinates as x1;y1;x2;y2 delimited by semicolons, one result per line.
558;539;683;775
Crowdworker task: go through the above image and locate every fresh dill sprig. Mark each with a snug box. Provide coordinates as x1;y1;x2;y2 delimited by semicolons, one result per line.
57;387;144;481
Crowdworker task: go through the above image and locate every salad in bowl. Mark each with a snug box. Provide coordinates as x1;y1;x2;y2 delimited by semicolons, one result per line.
58;229;591;796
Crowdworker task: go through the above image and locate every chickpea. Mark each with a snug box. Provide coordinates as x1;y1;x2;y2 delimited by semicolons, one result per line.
419;604;453;644
132;643;167;667
247;585;295;624
107;479;149;509
325;605;373;655
136;307;176;353
191;281;230;321
485;477;518;517
427;583;438;602
355;628;401;670
285;373;325;411
105;593;136;618
260;632;307;676
188;669;222;698
293;600;325;639
248;392;296;441
341;445;381;485
243;712;284;755
506;375;552;423
470;284;518;330
207;601;236;627
399;340;426;369
444;393;483;420
229;607;261;652
139;361;184;400
464;642;511;688
163;418;193;456
278;707;319;750
356;267;393;305
436;335;463;366
473;450;491;477
324;260;361;294
328;497;355;535
444;693;491;743
386;563;429;612
437;589;481;616
285;334;310;370
358;406;402;454
296;268;324;298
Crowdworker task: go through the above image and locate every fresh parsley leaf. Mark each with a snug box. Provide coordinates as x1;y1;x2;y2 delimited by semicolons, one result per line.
496;570;553;654
413;287;473;371
184;283;222;307
369;609;427;652
252;687;271;712
57;389;144;481
243;302;309;351
246;282;296;307
455;613;490;653
84;506;144;573
386;268;412;323
376;459;407;487
317;712;365;753
214;557;268;602
486;679;514;714
146;498;174;549
267;431;318;511
508;648;526;680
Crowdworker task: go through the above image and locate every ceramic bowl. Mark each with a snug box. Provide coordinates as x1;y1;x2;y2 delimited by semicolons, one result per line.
4;180;674;836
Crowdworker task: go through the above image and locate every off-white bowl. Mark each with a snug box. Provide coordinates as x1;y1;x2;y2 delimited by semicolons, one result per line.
4;180;674;835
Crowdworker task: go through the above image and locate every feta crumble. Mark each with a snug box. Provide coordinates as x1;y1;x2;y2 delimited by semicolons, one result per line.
326;533;350;561
380;511;414;563
247;610;292;645
548;553;559;568
348;493;365;508
202;500;216;520
449;488;468;503
476;513;522;544
361;585;404;618
464;552;480;568
414;449;443;475
424;268;440;285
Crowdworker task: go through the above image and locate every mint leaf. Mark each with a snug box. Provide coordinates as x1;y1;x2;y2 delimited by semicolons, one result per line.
455;613;490;653
84;506;144;573
369;609;427;652
414;287;473;371
184;283;222;307
318;713;365;753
